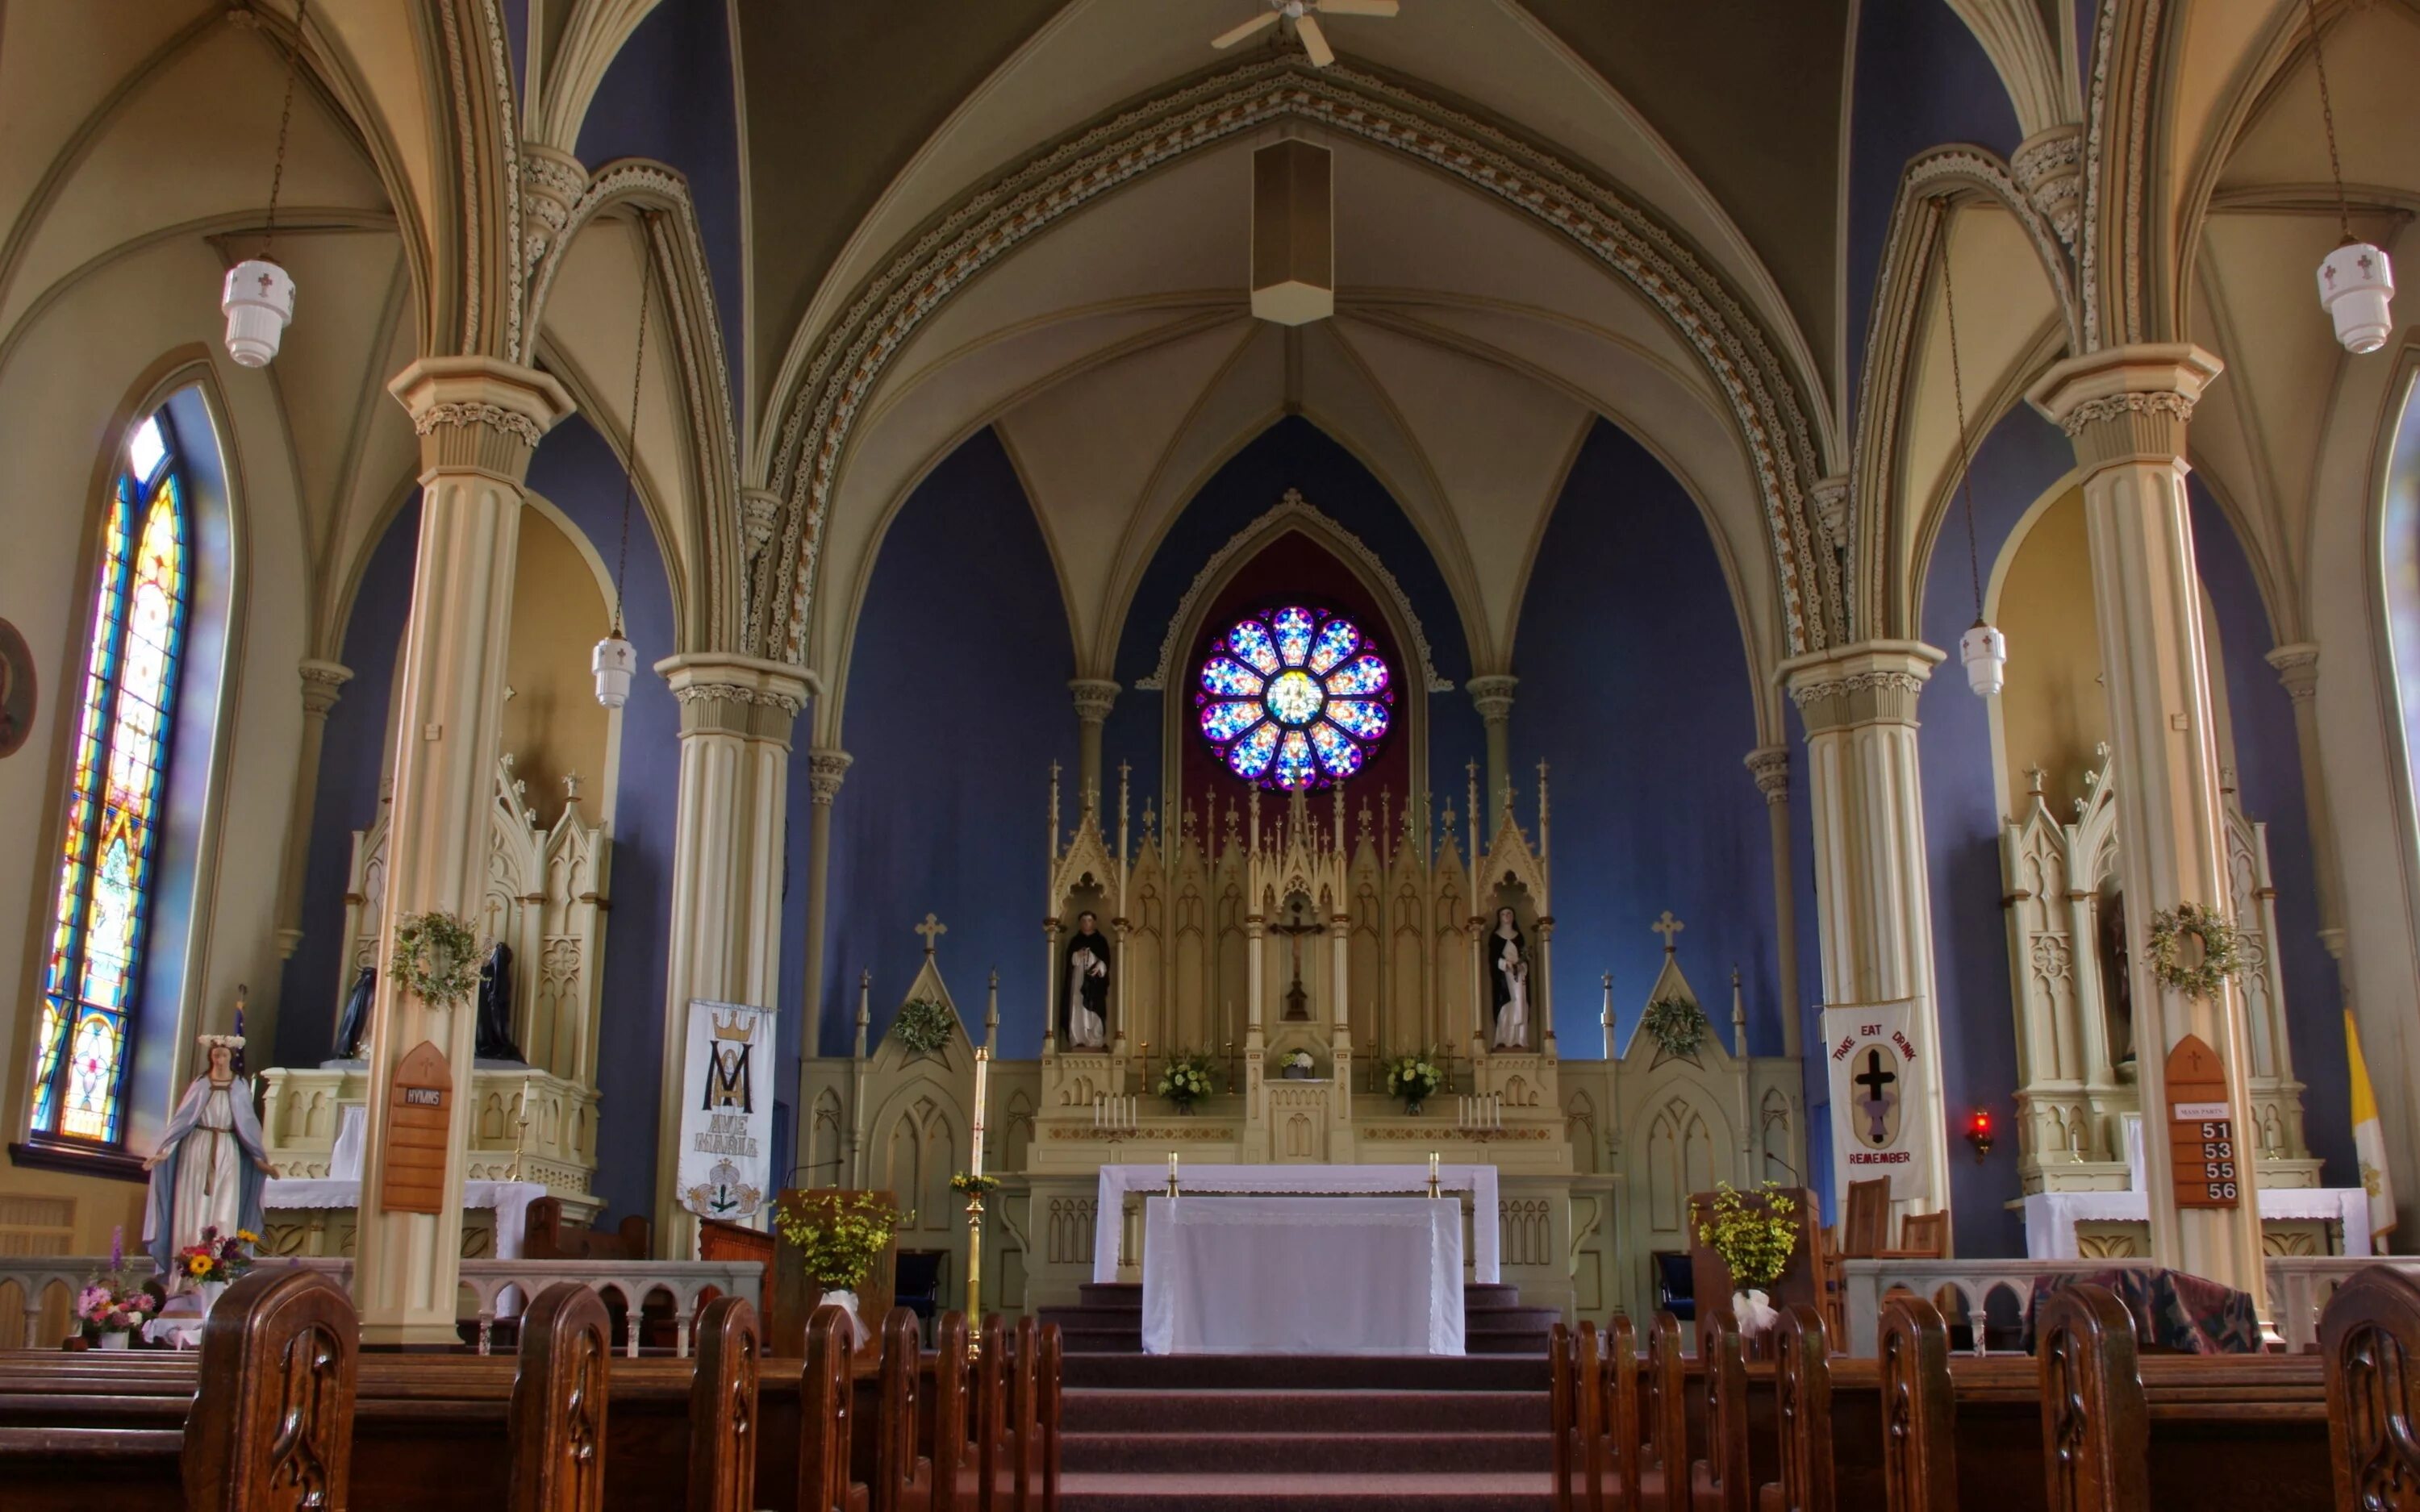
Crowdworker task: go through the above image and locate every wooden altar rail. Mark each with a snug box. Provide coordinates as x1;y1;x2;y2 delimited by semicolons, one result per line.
0;1256;761;1355
0;1278;1062;1512
1553;1286;2350;1512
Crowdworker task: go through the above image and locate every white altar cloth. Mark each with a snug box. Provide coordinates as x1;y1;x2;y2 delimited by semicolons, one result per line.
1093;1164;1500;1283
1141;1195;1464;1356
263;1177;550;1260
2021;1186;2370;1260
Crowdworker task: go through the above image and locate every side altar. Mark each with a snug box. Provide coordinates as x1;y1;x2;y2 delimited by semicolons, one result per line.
257;756;612;1253
796;765;1807;1327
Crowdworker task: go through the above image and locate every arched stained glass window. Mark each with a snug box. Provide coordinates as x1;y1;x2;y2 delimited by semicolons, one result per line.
31;410;191;1146
1196;604;1393;789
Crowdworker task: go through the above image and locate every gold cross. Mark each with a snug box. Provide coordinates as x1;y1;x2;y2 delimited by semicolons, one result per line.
916;914;948;955
1651;911;1685;952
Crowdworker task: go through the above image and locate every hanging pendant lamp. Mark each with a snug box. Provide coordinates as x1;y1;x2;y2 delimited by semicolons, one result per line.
594;234;651;709
2306;0;2394;354
223;0;308;366
1941;225;2007;698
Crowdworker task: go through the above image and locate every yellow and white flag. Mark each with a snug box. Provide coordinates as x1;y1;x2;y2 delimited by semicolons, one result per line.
2348;1010;2397;1248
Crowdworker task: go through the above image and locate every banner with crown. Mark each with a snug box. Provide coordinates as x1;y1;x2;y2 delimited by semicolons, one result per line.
677;998;777;1221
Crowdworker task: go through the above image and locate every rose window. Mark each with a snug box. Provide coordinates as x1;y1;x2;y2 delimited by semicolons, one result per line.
1195;605;1393;789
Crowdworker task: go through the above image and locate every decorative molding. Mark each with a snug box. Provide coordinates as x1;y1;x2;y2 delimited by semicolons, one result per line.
672;681;805;717
2053;389;2193;437
1744;746;1790;804
1465;674;1518;725
2012;126;2085;247
298;659;353;717
2265;643;2320;702
411;400;545;450
1133;489;1452;694
740;488;781;555
760;58;1833;669
807;748;853;805
1809;477;1850;552
1068;679;1120;725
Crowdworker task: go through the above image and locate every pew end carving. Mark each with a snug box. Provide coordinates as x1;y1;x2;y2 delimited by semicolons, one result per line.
1878;1294;1959;1512
2319;1264;2420;1512
183;1267;359;1512
511;1281;612;1512
2035;1284;2148;1512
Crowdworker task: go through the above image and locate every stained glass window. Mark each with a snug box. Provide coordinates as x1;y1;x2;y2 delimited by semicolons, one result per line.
1195;605;1393;789
31;411;190;1145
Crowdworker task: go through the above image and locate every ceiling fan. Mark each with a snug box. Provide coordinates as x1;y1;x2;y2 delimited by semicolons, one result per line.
1211;0;1399;69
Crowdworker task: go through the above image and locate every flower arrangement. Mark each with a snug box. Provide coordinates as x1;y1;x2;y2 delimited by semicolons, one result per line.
775;1191;904;1290
77;1279;156;1338
1281;1049;1315;1077
390;910;481;1006
2146;902;2246;1000
1641;997;1710;1060
949;1172;1000;1198
892;998;958;1056
1158;1052;1216;1110
177;1226;257;1286
1696;1181;1799;1290
1383;1051;1444;1113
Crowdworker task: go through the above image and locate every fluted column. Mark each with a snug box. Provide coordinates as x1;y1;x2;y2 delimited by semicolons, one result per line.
2264;645;2348;961
1466;675;1518;818
1068;679;1119;813
1782;640;1951;1221
791;747;850;1175
1744;746;1802;1058
2030;344;2268;1318
272;659;353;961
653;654;814;1255
354;359;573;1345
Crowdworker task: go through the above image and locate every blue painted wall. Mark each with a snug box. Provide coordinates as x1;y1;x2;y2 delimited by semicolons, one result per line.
1913;402;2077;1256
1105;417;1484;828
2189;477;2354;1184
1506;419;1784;1060
575;0;746;406
820;431;1074;1056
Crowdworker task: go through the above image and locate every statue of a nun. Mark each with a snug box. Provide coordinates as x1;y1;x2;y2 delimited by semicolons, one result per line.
144;1032;272;1273
1488;906;1531;1049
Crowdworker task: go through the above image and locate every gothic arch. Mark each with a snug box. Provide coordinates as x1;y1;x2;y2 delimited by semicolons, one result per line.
754;57;1839;669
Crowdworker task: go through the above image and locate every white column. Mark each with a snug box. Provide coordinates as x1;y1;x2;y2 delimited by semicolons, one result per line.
653;654;815;1256
354;359;573;1346
791;745;851;1174
1781;640;1951;1222
2030;344;2268;1318
1744;746;1804;1058
2264;645;2349;964
1069;679;1119;813
273;659;353;960
1242;909;1267;1160
1467;675;1518;819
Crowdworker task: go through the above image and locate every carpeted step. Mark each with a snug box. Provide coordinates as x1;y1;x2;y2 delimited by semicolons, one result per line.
1060;1470;1552;1512
1066;1387;1549;1435
1062;1428;1548;1475
1063;1353;1549;1392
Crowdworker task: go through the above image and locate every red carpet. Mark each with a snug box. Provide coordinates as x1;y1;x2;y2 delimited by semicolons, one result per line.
1049;1284;1555;1510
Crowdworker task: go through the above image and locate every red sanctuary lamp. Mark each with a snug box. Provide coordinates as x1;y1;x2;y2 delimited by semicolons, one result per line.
1963;1109;1995;1164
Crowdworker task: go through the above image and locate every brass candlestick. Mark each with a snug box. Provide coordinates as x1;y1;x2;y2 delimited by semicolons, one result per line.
964;1189;985;1360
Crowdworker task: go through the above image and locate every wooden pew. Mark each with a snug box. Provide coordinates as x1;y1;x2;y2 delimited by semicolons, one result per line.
1692;1310;1750;1512
687;1295;758;1512
511;1281;612;1512
1009;1317;1040;1512
802;1306;870;1512
1551;1322;1575;1512
866;1308;933;1512
1878;1295;1958;1512
1037;1321;1063;1512
2034;1285;2148;1512
188;1267;361;1512
2317;1263;2420;1510
1645;1312;1687;1512
1759;1306;1832;1512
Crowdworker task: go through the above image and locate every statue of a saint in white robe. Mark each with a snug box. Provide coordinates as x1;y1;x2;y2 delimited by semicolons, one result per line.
1489;907;1530;1050
143;1036;271;1273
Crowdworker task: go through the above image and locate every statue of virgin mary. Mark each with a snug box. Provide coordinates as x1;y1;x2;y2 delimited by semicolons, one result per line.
143;1033;272;1272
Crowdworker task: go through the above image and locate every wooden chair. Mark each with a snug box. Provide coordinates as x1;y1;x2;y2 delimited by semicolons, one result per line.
183;1266;359;1512
687;1294;758;1512
1840;1179;1891;1260
1646;1312;1689;1512
2034;1284;2148;1512
509;1281;611;1512
1691;1309;1750;1512
1877;1294;1958;1512
2318;1263;2420;1510
1759;1306;1834;1512
524;1196;651;1260
802;1305;870;1512
1888;1213;1948;1261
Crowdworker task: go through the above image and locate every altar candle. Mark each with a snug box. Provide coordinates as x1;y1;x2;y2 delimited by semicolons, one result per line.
1169;1150;1179;1182
970;1047;990;1177
1429;1152;1440;1181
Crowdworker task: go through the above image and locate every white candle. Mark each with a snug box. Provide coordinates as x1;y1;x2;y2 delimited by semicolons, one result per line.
970;1047;990;1177
1429;1151;1440;1181
1169;1150;1179;1182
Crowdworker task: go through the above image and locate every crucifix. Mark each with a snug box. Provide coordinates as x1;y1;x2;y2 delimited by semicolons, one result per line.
916;914;948;957
1855;1049;1898;1144
1651;910;1685;956
1270;895;1322;1021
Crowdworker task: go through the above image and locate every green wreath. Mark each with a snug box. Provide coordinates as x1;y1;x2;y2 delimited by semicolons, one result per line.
390;911;481;1006
2146;901;2245;1000
892;998;957;1055
1641;997;1709;1060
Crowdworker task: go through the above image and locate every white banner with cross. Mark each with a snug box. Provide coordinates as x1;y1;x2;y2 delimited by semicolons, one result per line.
676;998;776;1222
1823;998;1934;1202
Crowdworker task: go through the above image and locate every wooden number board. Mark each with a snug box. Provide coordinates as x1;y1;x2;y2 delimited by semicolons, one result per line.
382;1040;453;1215
2165;1034;2241;1210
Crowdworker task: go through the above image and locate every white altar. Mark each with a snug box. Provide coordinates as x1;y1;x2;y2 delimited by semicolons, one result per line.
2017;1112;2371;1259
1141;1195;1464;1356
1094;1163;1500;1284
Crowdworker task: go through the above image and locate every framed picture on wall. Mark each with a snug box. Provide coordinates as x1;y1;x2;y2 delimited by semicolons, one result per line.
0;616;32;759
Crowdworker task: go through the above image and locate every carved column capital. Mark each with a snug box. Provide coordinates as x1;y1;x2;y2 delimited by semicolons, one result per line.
1808;476;1851;553
807;748;853;805
1068;678;1121;726
740;488;782;557
388;357;575;485
2265;642;2321;703
1466;674;1519;725
2011;125;2084;248
1781;640;1943;733
2026;344;2222;472
657;652;818;744
1744;745;1790;804
298;658;353;717
519;145;586;269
